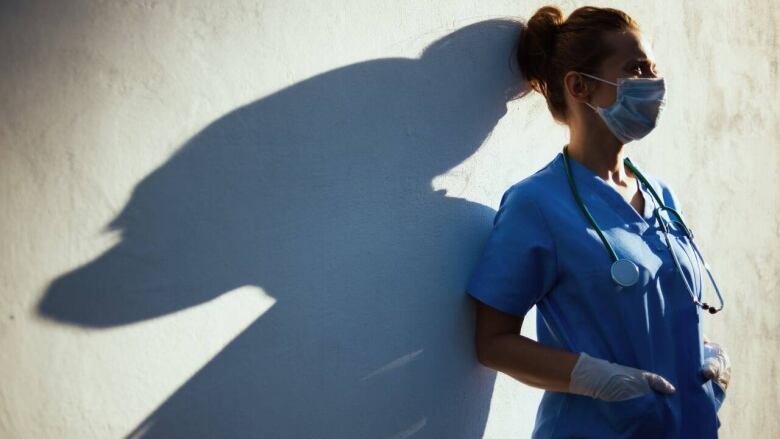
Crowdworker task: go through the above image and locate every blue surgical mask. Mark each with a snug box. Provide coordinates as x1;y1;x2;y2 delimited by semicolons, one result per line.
577;71;666;144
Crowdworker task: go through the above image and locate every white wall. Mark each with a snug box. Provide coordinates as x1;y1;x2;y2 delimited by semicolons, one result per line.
1;1;777;438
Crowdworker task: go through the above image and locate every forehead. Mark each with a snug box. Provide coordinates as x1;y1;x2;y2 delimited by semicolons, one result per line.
601;29;656;68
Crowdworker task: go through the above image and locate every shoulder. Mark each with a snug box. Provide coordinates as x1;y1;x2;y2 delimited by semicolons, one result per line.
659;178;684;213
485;160;564;240
638;169;684;213
501;155;562;208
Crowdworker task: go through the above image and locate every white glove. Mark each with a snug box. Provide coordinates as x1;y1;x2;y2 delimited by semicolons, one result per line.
701;341;731;391
569;352;677;401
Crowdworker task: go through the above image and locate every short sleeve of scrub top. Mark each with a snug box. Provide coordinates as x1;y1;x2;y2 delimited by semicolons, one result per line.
465;184;557;318
465;152;723;439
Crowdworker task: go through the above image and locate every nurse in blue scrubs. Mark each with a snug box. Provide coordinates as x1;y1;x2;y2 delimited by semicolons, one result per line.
466;5;731;438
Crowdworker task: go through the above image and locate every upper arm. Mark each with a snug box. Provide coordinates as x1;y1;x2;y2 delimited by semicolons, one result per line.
463;185;557;362
471;296;523;362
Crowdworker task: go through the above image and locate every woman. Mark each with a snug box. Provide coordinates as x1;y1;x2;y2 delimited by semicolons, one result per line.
465;6;731;438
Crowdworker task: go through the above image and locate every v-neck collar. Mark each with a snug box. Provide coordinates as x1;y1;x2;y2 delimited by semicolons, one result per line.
554;150;656;235
637;177;656;221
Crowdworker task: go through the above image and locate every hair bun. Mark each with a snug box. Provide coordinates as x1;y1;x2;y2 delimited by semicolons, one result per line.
517;6;565;94
527;6;564;56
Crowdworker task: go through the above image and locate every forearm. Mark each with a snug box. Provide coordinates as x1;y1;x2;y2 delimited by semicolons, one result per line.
479;332;580;393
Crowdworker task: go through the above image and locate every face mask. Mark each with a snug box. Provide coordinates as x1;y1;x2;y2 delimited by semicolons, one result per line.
577;71;666;144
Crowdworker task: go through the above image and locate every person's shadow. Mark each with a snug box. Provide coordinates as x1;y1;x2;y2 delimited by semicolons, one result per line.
36;19;530;438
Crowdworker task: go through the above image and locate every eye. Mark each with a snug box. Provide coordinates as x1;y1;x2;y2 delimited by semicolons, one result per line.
629;62;660;78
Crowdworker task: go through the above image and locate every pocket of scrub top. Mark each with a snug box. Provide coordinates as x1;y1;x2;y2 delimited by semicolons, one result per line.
705;379;726;412
702;380;725;429
599;391;664;435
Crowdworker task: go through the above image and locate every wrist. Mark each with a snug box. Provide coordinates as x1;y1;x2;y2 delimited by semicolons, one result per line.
568;352;612;398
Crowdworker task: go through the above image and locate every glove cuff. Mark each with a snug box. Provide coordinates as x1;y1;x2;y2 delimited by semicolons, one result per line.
568;352;612;398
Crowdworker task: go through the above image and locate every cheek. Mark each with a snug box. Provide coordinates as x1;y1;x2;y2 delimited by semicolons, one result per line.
597;87;618;107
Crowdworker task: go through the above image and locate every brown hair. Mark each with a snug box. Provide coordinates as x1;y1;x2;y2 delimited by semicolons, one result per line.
516;5;640;123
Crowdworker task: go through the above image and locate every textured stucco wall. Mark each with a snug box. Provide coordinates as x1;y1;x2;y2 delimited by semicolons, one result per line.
1;1;777;438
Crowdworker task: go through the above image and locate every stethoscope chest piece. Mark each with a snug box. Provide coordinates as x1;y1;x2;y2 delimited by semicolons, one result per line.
611;259;640;287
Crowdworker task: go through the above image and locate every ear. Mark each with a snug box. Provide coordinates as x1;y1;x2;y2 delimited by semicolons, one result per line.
564;71;593;103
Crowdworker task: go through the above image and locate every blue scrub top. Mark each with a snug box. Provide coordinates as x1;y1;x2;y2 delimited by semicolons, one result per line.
466;151;724;438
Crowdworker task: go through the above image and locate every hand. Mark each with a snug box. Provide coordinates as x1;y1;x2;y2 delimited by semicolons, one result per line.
568;352;676;402
701;340;731;391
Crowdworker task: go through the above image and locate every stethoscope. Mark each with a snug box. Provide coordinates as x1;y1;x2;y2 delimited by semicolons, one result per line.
562;145;725;314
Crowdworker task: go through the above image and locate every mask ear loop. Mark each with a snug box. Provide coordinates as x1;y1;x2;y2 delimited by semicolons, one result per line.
577;71;619;86
576;71;618;112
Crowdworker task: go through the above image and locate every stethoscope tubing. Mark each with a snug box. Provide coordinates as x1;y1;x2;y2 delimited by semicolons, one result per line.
561;145;724;314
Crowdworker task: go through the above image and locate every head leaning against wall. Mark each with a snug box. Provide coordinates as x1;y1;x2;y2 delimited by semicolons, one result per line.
514;5;660;128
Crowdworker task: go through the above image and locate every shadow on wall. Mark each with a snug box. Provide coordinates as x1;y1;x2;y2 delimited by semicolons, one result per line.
36;19;530;439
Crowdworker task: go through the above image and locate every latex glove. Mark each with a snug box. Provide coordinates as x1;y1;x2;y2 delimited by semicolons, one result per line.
569;352;676;401
701;341;731;391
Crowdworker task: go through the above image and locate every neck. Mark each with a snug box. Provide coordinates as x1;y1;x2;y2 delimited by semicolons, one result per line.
566;128;633;182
